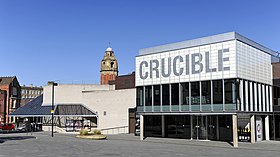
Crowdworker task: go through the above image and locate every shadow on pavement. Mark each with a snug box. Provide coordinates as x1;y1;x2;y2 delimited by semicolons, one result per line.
0;136;36;144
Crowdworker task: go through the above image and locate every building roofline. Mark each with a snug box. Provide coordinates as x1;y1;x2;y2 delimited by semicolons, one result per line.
138;32;279;57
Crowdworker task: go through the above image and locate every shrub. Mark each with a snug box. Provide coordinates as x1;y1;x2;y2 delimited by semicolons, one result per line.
80;129;89;136
93;129;102;135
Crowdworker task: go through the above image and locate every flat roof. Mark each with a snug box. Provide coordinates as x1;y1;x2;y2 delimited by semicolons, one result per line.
138;32;279;57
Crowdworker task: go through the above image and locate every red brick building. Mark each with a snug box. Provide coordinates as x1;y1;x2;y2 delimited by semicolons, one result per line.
0;76;21;123
110;72;135;90
0;90;7;123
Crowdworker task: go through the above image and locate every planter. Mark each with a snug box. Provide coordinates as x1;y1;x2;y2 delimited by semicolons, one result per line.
76;134;107;140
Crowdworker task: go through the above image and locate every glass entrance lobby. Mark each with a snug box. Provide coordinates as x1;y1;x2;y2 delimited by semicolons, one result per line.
144;115;233;141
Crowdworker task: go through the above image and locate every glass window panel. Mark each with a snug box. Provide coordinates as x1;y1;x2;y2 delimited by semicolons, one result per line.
136;87;144;106
171;84;179;105
144;115;162;137
201;81;211;104
162;84;170;106
180;83;189;105
191;82;200;105
213;80;223;104
145;86;152;106
224;79;237;104
154;85;160;106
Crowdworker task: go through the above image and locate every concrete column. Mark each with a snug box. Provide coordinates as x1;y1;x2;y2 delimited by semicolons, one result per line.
250;115;256;143
140;115;144;140
190;115;193;140
162;115;165;137
265;115;270;141
232;114;238;147
216;116;219;140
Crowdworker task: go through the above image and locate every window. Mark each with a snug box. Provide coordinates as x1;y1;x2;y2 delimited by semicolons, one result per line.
191;82;200;105
162;84;170;106
145;86;152;106
171;84;179;105
136;87;144;106
201;81;211;104
180;83;189;105
213;80;223;104
12;87;17;96
224;79;236;104
153;85;160;106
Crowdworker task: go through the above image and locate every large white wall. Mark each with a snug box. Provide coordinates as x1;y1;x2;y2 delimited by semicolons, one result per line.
136;40;236;86
43;84;114;105
43;84;136;133
83;89;135;130
236;41;272;85
136;40;273;86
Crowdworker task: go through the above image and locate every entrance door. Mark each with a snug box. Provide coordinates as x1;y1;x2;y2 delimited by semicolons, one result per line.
218;116;233;141
192;115;207;140
208;116;217;140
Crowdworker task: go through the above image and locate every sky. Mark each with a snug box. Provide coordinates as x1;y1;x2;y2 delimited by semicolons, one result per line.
0;0;280;86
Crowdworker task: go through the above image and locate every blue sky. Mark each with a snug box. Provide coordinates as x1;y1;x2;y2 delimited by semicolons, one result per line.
0;0;279;86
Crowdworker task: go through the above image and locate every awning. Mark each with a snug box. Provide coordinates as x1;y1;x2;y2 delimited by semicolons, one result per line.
9;95;97;117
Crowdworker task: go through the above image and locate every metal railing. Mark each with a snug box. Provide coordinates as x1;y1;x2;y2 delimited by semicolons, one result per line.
100;126;128;135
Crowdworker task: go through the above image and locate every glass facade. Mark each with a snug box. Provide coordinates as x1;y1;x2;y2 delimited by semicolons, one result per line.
166;115;191;139
144;115;233;141
136;78;271;112
144;116;162;137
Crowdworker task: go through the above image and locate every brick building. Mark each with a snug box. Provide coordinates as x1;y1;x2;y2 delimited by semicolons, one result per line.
0;76;21;123
0;90;7;123
21;85;43;107
110;72;135;90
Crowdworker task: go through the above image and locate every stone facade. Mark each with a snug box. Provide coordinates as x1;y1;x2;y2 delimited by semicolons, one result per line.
100;47;118;85
21;85;43;107
43;84;135;134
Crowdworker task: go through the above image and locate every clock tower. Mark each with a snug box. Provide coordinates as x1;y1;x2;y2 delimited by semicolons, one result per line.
100;47;118;85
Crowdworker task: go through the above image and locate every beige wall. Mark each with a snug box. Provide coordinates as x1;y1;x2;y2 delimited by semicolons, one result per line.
43;84;136;134
43;84;114;105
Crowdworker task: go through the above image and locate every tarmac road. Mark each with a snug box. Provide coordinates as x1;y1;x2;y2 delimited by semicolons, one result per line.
1;132;280;157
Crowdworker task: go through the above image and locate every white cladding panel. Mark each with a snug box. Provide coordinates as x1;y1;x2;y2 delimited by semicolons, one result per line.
236;41;272;85
136;41;236;86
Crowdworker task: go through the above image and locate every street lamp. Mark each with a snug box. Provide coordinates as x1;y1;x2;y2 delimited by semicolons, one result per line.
48;81;58;137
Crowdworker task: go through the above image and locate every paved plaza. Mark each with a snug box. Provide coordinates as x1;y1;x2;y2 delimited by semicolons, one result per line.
1;132;280;157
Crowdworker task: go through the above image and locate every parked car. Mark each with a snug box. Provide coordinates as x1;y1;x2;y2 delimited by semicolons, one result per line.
16;126;26;132
0;123;15;130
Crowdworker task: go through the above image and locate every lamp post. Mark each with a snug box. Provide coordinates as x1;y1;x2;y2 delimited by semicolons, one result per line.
48;81;58;137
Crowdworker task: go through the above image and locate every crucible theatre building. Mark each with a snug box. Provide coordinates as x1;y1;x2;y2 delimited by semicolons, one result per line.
135;32;280;147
